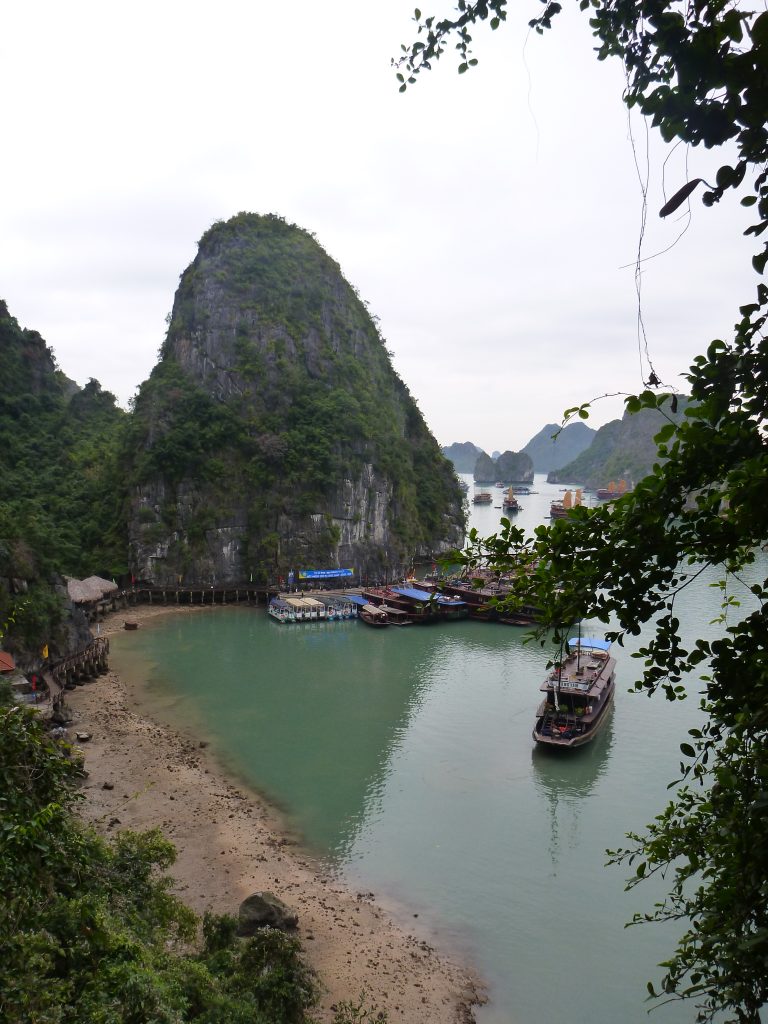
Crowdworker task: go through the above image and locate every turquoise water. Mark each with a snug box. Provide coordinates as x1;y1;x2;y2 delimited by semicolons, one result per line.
111;476;759;1024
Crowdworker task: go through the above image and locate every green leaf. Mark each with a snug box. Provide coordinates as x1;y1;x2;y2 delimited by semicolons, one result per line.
654;423;676;443
659;179;702;217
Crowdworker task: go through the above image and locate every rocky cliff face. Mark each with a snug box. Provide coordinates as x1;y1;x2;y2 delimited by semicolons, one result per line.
127;214;464;585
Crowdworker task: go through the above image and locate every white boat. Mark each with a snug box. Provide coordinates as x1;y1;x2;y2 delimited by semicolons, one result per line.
268;598;296;623
302;597;327;619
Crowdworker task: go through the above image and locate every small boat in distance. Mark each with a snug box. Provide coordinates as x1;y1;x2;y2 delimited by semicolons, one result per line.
550;488;584;519
502;487;520;513
550;489;572;518
596;479;629;499
533;637;616;748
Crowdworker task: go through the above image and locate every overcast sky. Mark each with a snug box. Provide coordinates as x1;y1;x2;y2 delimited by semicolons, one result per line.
2;1;753;453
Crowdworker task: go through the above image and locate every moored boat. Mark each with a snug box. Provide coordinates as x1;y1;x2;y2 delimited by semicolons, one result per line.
302;596;327;620
550;488;585;519
360;603;389;627
318;596;358;619
533;637;616;748
502;486;520;513
364;584;468;623
284;597;314;620
472;491;493;504
596;479;629;500
268;598;296;623
378;604;412;626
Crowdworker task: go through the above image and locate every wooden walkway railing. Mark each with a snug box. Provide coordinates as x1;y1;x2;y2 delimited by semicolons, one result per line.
47;637;110;706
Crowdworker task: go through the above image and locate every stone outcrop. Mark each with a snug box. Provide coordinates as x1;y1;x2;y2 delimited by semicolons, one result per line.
127;214;465;584
237;892;299;935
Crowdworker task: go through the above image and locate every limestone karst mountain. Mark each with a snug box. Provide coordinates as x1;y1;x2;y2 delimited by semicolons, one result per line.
547;399;689;487
441;441;486;473
126;213;465;585
521;421;596;474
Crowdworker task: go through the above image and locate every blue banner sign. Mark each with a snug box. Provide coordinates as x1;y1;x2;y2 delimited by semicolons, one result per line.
298;568;354;579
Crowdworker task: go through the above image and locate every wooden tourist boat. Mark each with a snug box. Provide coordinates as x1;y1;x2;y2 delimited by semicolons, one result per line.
365;584;469;623
359;603;389;627
419;576;539;625
378;604;412;626
550;488;584;519
596;480;629;500
533;637;616;749
502;486;520;513
472;491;493;504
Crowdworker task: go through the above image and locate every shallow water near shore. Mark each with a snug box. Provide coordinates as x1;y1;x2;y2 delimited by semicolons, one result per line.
111;476;761;1024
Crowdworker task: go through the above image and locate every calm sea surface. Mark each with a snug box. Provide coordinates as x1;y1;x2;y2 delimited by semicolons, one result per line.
111;475;760;1024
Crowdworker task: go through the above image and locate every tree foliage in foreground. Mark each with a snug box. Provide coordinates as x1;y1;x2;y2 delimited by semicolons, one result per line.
0;702;320;1023
397;2;768;1021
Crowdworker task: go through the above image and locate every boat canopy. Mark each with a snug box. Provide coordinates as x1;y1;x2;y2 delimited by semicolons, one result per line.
362;603;386;616
391;586;466;605
568;637;611;651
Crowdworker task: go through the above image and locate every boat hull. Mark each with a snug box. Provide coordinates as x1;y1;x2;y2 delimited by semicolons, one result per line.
533;682;614;748
360;611;388;627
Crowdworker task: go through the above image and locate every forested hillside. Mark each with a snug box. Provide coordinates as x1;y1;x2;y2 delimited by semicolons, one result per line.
126;213;464;584
0;302;127;655
547;400;688;486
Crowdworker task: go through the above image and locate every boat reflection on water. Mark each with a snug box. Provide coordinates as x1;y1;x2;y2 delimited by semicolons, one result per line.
531;708;615;872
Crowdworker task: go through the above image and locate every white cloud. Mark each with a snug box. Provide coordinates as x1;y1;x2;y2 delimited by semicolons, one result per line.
1;0;752;453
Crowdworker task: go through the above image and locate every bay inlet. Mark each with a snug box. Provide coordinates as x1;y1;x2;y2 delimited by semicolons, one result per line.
112;475;753;1024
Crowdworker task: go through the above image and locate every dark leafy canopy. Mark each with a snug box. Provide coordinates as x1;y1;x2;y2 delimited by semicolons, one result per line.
397;2;768;1022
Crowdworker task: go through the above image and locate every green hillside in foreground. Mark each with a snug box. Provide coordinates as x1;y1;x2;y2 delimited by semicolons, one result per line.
0;301;129;655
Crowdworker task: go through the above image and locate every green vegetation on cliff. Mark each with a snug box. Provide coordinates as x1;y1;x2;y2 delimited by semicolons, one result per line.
0;301;127;577
548;400;689;487
473;448;533;483
127;214;464;582
0;302;128;652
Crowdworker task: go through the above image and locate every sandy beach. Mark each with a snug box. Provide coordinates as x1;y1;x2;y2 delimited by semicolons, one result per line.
64;604;484;1023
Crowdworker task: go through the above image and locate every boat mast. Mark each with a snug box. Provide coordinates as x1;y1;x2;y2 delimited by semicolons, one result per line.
553;636;564;711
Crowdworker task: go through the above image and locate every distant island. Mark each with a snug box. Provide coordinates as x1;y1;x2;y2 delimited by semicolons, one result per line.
442;403;686;490
547;399;689;488
441;420;594;480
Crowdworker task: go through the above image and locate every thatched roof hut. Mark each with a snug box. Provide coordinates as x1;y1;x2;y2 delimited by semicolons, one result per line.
66;576;118;605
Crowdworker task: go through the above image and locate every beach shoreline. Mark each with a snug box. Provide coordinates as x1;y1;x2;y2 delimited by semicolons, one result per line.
65;604;484;1022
